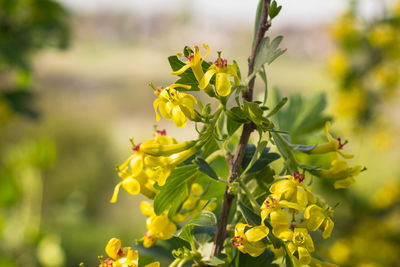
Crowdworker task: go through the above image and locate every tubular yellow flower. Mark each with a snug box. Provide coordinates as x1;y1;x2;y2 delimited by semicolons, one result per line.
309;122;353;158
101;238;159;267
231;223;269;257
153;84;197;128
269;172;316;210
304;204;334;239
284;228;315;265
171;44;210;83
139;202;177;248
312;159;363;189
199;55;240;96
144;146;198;186
260;195;293;238
110;167;156;203
140;139;196;157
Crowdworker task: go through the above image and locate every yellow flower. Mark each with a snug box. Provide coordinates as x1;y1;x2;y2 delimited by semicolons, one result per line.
199;55;240;96
110;165;157;203
328;51;348;78
309;122;353;158
231;223;269;257
269;172;316;210
171;44;210;83
140;138;196;157
371;181;400;209
329;239;350;265
101;238;159;267
368;24;397;48
139;202;177;248
313;159;363;189
153;84;197;128
304;204;334;239
337;88;366;119
284;228;315;265
144;146;198;186
260;195;296;238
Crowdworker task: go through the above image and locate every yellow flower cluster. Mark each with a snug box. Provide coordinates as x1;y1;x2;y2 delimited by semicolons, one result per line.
329;2;400;121
309;122;363;189
111;130;198;202
100;238;159;267
232;172;337;265
153;44;241;128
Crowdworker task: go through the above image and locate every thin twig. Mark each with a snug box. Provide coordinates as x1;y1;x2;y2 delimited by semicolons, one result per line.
211;0;271;257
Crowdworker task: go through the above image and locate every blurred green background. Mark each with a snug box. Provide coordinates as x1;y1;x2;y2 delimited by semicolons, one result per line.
0;0;399;266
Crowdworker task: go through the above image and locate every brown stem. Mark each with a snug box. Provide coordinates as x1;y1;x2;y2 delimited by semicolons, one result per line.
211;0;271;257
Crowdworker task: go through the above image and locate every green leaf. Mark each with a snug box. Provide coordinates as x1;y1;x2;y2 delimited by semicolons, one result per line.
271;89;332;143
194;157;219;180
153;165;198;216
271;133;298;173
247;149;280;174
226;116;242;136
241;144;256;170
252;0;264;49
285;252;295;267
253;36;286;75
266;97;287;118
290;144;317;152
259;66;269;105
242;101;270;132
268;1;282;20
239;249;277;267
175;210;217;243
226;107;248;123
238;201;261;225
191;210;217;226
204;256;225;266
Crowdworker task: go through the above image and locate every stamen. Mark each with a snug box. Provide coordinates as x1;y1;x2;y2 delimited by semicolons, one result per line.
337;138;348;149
100;258;114;267
263;196;278;209
293;171;305;182
231;236;244;247
156;129;167;136
132;143;142;152
154;85;164;96
188;55;194;62
144;232;155;242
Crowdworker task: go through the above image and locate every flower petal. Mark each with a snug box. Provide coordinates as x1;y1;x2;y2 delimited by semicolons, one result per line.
122;177;141;195
110;182;122;203
199;67;217;89
215;72;231;96
245;225;269;242
171;63;191;75
171;107;187;128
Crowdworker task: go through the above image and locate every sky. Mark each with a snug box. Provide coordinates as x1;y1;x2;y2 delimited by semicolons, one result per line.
56;0;381;27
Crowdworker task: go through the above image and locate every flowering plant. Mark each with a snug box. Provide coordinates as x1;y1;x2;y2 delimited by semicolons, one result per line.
92;1;365;266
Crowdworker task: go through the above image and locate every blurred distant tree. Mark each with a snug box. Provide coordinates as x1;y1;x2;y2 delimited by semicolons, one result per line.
0;1;70;266
329;0;400;125
0;0;70;123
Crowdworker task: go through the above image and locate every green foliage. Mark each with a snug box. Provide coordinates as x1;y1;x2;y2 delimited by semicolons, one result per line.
270;88;331;143
153;165;198;216
253;36;286;77
239;249;278;267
